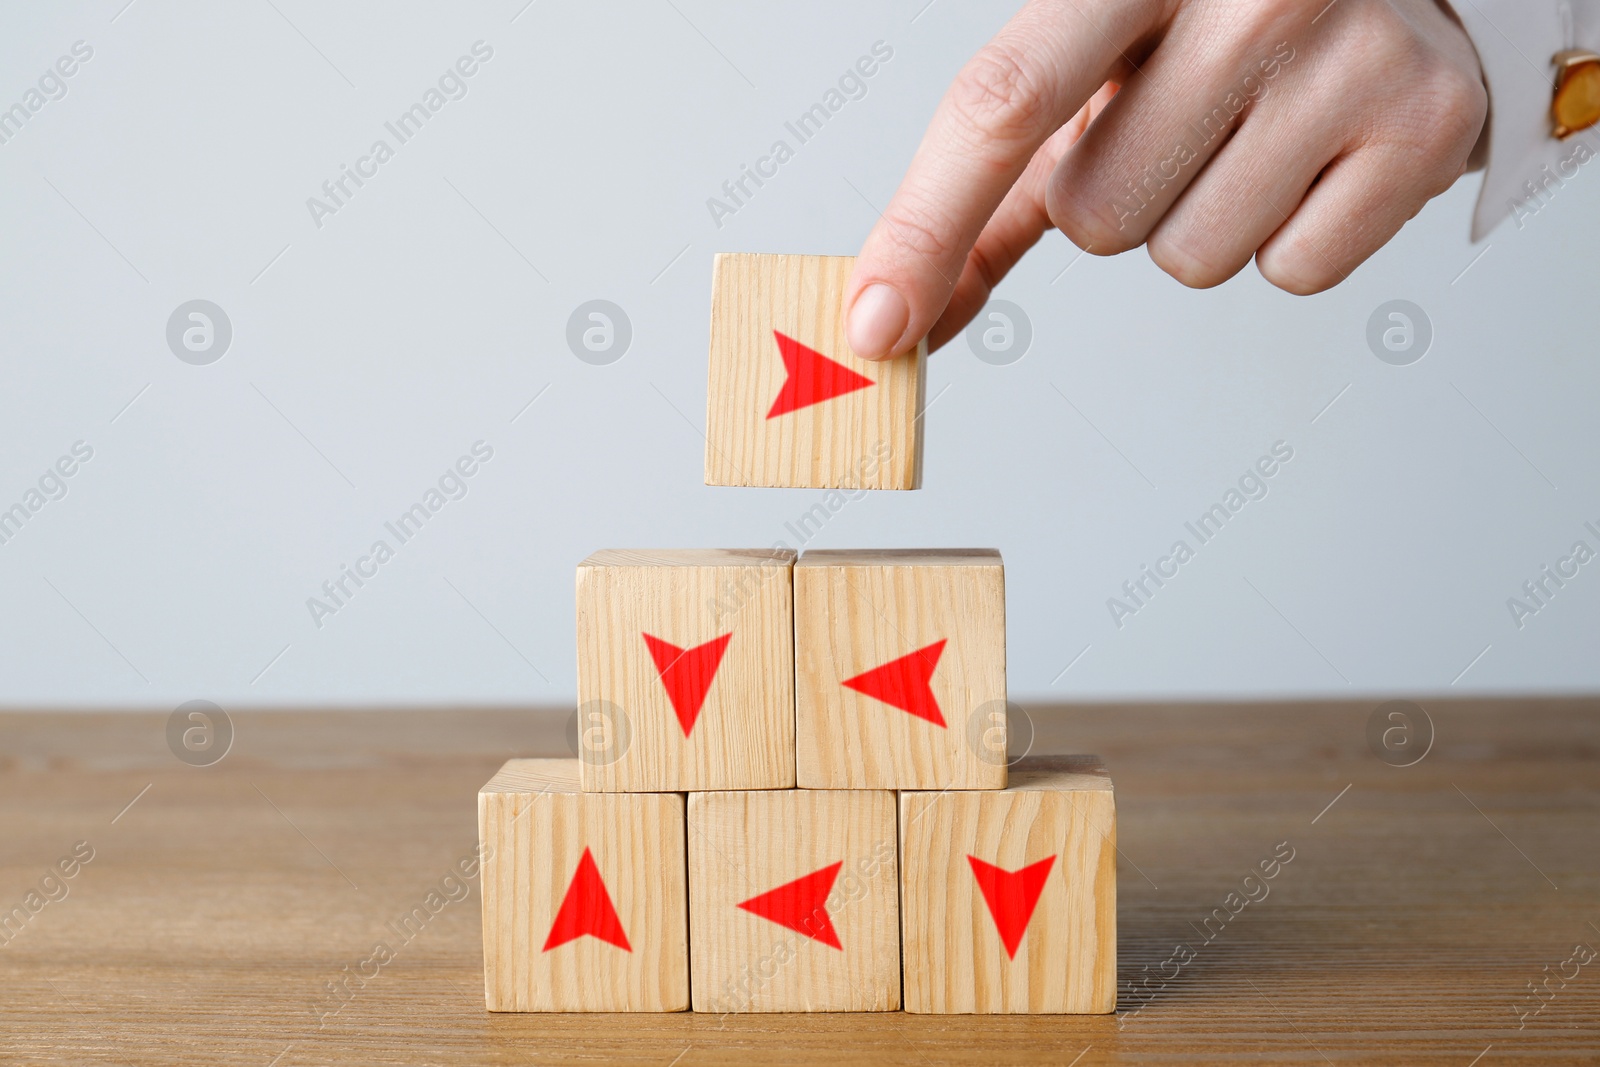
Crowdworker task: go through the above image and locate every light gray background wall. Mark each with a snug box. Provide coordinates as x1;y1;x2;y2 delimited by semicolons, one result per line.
1;0;1595;709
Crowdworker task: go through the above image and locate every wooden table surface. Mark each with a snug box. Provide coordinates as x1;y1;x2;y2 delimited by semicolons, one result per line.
3;700;1597;1066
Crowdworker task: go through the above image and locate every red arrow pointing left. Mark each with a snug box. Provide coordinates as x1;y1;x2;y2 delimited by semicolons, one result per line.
841;639;947;728
543;847;632;953
736;860;844;949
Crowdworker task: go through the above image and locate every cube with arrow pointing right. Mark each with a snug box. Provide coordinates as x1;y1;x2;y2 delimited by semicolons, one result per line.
704;253;926;490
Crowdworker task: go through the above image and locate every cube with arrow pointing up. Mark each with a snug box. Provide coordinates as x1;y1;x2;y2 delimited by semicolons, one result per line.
478;758;688;1011
704;253;926;490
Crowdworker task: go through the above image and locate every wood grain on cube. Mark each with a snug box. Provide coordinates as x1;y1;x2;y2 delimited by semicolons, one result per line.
576;549;796;791
688;789;900;1012
478;758;688;1011
705;253;925;490
794;549;1006;790
900;755;1116;1014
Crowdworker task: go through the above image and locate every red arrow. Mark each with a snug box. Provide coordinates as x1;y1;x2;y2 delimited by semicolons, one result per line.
840;639;947;728
543;847;632;953
967;854;1055;959
765;330;875;418
736;860;844;949
642;631;732;737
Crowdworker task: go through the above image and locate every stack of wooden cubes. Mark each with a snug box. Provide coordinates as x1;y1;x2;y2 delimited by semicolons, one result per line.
477;255;1116;1014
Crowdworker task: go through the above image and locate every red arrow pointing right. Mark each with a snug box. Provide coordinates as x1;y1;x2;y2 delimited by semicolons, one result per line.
765;330;875;418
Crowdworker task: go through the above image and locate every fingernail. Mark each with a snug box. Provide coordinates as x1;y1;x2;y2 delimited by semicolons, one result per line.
846;283;910;360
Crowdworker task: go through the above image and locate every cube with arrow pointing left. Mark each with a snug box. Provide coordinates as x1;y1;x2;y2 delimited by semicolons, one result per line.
793;548;1008;790
704;253;926;490
687;788;901;1012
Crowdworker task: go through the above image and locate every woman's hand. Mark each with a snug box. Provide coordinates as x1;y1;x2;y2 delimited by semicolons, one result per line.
844;0;1487;357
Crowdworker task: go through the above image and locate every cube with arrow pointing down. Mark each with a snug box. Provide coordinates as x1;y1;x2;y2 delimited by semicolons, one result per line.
899;755;1117;1014
575;548;798;792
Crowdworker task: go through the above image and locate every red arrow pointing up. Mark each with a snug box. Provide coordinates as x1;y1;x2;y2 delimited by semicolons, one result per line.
642;631;732;737
736;860;844;949
765;330;875;418
967;854;1055;959
544;847;632;953
840;639;948;728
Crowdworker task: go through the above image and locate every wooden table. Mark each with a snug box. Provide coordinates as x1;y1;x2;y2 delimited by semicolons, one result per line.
3;700;1597;1065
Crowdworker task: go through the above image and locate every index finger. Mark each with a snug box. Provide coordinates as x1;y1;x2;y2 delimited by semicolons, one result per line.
844;0;1157;359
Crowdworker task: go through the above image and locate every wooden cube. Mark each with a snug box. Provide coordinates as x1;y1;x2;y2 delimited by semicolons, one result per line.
477;758;688;1011
688;789;900;1012
794;548;1006;790
576;549;796;791
899;755;1117;1014
705;253;925;490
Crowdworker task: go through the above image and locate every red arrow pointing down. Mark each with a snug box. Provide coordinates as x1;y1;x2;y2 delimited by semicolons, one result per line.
967;854;1055;959
642;631;732;738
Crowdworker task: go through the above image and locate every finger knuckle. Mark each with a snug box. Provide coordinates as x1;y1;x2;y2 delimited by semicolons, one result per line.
1047;177;1142;254
1342;12;1486;170
1364;11;1430;72
1050;200;1139;256
879;193;960;266
1419;66;1487;160
1257;240;1337;296
1223;0;1303;51
1147;230;1232;289
1369;64;1486;194
950;42;1052;148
